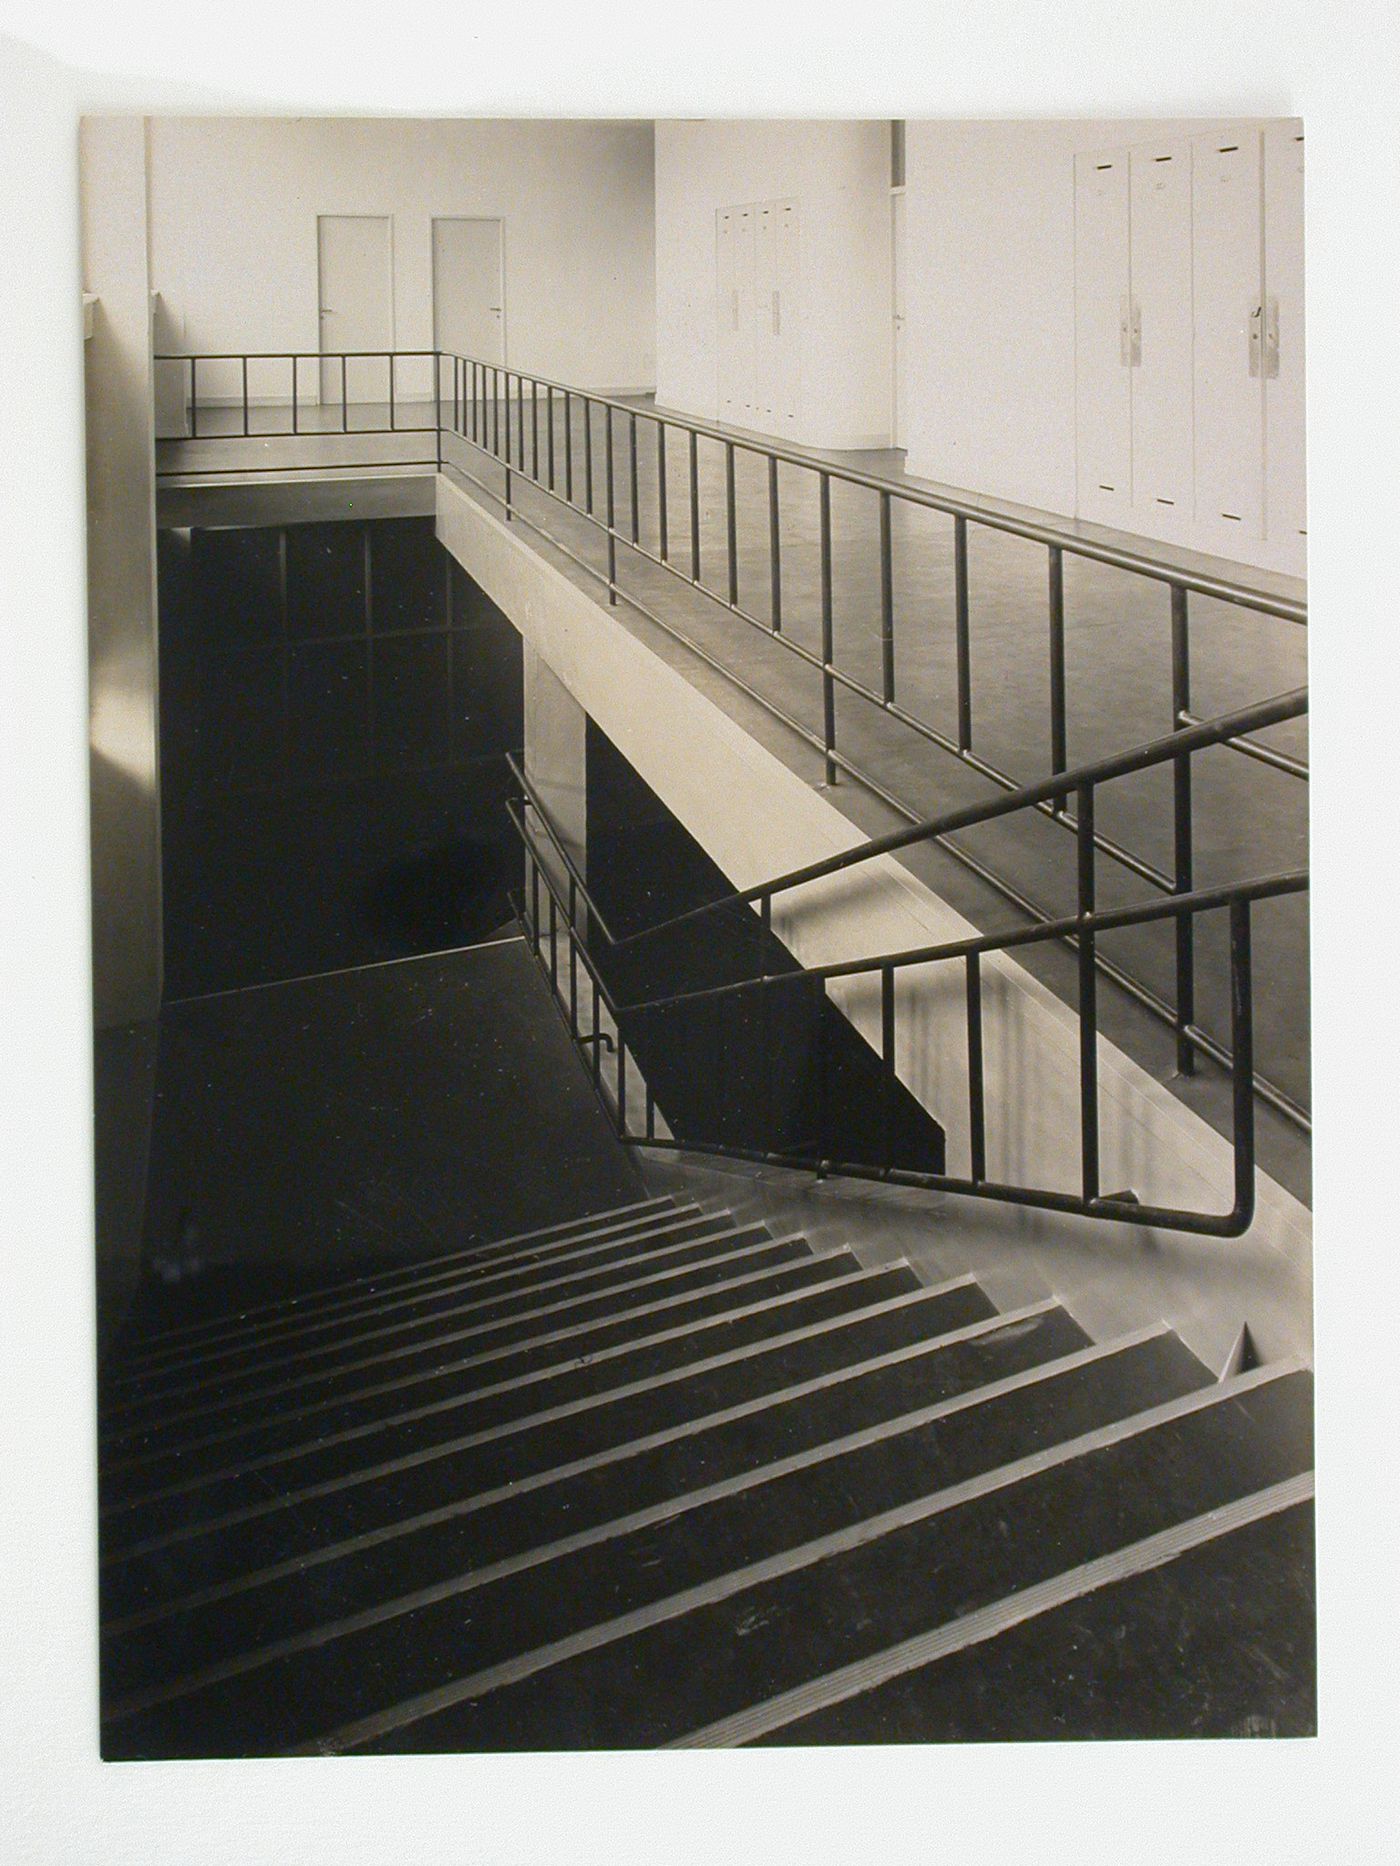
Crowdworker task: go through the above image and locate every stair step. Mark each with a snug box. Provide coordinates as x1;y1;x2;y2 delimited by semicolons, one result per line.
105;1235;817;1461
319;1365;1313;1754
113;1196;683;1364
100;1322;1210;1729
104;1246;846;1493
735;1487;1316;1745
99;1276;994;1617
107;1207;729;1401
101;1261;923;1541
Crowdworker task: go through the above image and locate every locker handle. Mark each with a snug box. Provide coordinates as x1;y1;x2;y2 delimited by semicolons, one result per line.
1248;303;1263;377
1264;296;1280;379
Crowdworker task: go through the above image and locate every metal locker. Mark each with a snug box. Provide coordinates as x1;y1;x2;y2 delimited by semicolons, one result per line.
1128;140;1195;524
1263;126;1306;562
716;208;738;420
775;201;800;425
1191;132;1264;539
1074;150;1133;523
733;205;758;419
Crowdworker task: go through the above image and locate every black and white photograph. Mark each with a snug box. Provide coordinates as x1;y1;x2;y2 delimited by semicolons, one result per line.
2;4;1396;1863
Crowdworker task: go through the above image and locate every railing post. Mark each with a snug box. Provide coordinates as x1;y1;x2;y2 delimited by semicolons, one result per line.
966;952;987;1184
547;386;555;490
605;404;617;604
1048;544;1068;811
689;429;701;583
189;355;198;438
1171;583;1197;1076
433;353;441;468
584;398;594;514
1229;898;1256;1223
768;454;782;634
819;472;837;785
879;488;895;704
290;355;298;436
1077;781;1100;1203
241;354;250;437
389;352;397;433
564;392;573;503
954;513;972;754
568;877;579;1035
341;353;349;434
725;440;738;607
881;965;897;1173
532;379;539;480
630;411;640;547
657;420;669;562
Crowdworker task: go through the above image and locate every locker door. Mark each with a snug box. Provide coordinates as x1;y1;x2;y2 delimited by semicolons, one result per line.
1263;125;1306;563
716;209;739;420
775;201;800;425
1128;140;1194;523
1192;132;1264;539
753;202;778;424
733;205;758;420
1074;151;1133;523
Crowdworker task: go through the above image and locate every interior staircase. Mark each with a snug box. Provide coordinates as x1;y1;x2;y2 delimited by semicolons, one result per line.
98;1191;1316;1755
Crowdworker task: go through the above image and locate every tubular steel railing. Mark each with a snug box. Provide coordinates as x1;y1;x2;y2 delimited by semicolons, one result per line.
154;347;1309;1129
507;715;1308;1237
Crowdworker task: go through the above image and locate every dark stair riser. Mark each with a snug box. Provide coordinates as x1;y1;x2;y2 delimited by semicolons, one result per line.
755;1501;1317;1745
99;1280;995;1616
102;1326;1211;1734
340;1370;1314;1755
105;1237;814;1457
109;1211;740;1405
105;1249;846;1490
102;1266;924;1542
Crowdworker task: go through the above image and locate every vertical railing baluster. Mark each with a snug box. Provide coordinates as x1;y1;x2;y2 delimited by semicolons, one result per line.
768;455;782;633
529;853;540;955
954;512;972;753
564;392;573;503
548;891;558;998
341;353;348;434
1048;544;1067;811
605;404;617;604
240;354;250;436
592;975;602;1088
689;429;701;583
1229;899;1256;1220
879;488;895;704
547;387;555;489
966;952;986;1183
492;366;500;455
657;420;668;562
725;440;738;607
583;398;594;513
1077;782;1100;1203
471;362;479;445
290;356;297;436
516;373;525;472
568;877;578;1036
629;411;640;546
532;379;539;480
616;1022;627;1135
388;352;396;432
881;965;897;1173
189;356;198;438
1171;584;1197;1076
819;472;837;785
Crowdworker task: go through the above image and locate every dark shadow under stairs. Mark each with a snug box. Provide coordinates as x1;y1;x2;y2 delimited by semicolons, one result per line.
98;1192;1315;1755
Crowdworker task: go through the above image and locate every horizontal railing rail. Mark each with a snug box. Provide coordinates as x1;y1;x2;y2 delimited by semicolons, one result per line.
156;346;1309;1128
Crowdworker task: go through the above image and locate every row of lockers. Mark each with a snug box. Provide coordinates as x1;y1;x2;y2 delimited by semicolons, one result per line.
716;199;801;432
1074;126;1305;573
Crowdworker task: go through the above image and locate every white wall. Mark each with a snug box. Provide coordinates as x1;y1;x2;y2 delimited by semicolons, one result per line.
147;117;657;398
654;120;892;449
901;117;1302;573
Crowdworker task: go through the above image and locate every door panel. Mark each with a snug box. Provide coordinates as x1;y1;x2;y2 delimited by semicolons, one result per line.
716;208;738;421
775;201;800;425
317;216;394;408
733;205;758;419
1192;134;1264;538
1074;151;1133;523
754;203;778;423
891;192;906;449
432;218;505;366
1129;140;1194;523
1263;126;1306;563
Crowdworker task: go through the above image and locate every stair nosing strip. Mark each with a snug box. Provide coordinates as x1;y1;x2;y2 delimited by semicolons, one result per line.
105;1241;842;1477
298;1358;1309;1756
102;1255;911;1517
104;1317;1184;1720
110;1208;722;1391
104;1294;1064;1632
117;1197;682;1357
99;1272;980;1564
668;1470;1318;1748
104;1232;810;1451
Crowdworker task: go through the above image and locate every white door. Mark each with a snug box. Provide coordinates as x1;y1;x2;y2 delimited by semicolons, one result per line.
318;215;394;409
775;201;800;425
432;217;505;365
1192;134;1264;540
1074;150;1133;524
1128;140;1194;525
1263;126;1306;565
891;191;906;449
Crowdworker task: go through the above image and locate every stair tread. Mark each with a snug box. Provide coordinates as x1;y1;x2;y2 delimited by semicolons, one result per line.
329;1366;1314;1755
99;1278;994;1614
101;1323;1210;1730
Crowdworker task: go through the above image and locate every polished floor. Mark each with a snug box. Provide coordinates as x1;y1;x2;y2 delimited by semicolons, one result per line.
159;395;1311;1191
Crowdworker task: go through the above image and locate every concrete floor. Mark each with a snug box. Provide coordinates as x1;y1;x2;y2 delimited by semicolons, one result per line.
158;393;1311;1194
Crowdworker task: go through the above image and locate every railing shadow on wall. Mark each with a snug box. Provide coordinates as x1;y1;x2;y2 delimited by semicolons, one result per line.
154;348;1309;1135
